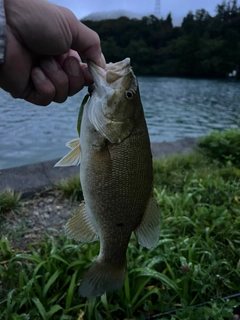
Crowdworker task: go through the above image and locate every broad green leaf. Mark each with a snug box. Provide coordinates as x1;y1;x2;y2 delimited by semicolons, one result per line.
46;304;63;317
65;270;78;310
43;269;62;297
134;268;179;292
132;288;161;312
32;297;47;320
131;277;152;306
50;254;69;265
15;254;42;264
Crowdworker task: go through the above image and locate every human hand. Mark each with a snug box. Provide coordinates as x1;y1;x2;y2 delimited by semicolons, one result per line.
0;0;106;106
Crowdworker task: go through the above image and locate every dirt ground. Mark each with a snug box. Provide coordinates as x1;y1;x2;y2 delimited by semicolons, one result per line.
1;191;79;251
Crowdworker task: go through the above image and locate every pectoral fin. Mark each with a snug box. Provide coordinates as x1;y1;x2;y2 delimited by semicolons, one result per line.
54;144;81;167
66;138;80;149
65;202;98;242
134;197;160;249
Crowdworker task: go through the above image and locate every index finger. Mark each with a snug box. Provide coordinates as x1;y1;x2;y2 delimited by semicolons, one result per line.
62;8;106;68
74;22;106;68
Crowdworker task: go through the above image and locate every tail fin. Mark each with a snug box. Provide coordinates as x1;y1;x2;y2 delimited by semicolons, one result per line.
79;258;126;298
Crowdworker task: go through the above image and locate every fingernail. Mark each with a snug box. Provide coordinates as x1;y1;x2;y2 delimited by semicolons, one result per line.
41;58;59;71
33;68;47;81
68;59;81;76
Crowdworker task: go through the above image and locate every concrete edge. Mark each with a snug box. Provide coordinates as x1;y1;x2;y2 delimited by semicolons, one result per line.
0;137;199;197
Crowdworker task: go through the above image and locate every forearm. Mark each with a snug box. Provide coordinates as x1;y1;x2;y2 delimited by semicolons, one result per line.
0;0;6;64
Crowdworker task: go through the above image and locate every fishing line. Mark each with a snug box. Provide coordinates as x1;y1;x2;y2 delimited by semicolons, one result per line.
136;292;240;320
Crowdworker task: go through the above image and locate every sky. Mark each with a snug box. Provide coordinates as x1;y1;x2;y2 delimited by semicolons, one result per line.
49;0;224;25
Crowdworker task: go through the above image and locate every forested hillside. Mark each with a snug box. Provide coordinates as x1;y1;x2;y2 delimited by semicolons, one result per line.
83;0;240;78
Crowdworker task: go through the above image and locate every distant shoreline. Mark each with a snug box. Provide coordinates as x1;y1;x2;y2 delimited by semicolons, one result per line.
136;74;240;80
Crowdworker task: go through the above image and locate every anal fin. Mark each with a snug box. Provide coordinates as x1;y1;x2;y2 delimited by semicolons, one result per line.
65;202;98;242
134;197;160;249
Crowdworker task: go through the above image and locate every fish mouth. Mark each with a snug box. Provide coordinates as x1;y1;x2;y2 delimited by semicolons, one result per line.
88;58;132;95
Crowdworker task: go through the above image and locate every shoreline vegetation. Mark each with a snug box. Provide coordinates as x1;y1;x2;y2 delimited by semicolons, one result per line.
0;128;240;319
83;0;240;79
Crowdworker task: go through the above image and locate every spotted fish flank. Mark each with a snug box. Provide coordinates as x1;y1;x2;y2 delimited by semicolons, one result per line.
55;58;160;298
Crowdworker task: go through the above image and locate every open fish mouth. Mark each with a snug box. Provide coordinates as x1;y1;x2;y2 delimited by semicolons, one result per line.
88;58;132;91
87;57;138;143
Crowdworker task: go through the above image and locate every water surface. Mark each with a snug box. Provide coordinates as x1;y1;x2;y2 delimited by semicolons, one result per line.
0;77;239;169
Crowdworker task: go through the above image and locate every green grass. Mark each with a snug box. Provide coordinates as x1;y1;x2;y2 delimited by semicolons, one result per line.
0;189;22;215
55;175;83;201
198;128;240;167
1;129;240;319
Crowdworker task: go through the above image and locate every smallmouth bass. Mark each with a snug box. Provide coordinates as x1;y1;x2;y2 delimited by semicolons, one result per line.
55;58;160;298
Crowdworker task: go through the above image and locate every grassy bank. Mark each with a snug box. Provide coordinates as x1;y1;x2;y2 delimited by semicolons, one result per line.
0;129;240;319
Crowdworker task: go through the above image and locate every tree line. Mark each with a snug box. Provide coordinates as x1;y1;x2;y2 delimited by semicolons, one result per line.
83;0;240;78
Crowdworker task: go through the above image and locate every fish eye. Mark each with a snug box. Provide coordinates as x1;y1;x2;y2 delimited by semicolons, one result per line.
125;90;135;100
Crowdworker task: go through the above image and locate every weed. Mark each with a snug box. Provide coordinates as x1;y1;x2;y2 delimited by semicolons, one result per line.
0;189;22;215
198;128;240;166
55;175;83;201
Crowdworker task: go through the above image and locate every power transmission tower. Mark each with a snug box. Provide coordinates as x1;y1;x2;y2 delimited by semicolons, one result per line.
155;0;161;18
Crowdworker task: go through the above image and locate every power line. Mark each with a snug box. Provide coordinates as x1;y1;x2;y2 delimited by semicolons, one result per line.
136;292;240;320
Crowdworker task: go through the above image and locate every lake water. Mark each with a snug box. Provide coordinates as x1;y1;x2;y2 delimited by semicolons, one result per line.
0;77;239;169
